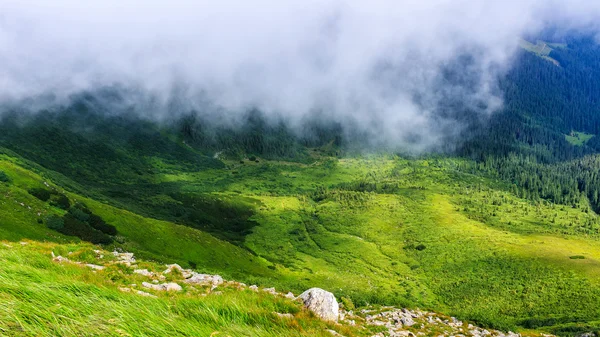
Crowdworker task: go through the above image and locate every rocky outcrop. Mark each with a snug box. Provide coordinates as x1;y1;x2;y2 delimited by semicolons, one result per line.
163;264;193;278
45;247;556;337
142;281;182;292
185;273;224;288
298;288;339;322
356;307;537;337
85;264;105;270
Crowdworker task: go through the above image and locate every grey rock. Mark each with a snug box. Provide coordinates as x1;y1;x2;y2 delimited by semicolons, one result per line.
85;264;105;270
185;273;224;287
142;281;182;291
298;288;339;322
401;315;415;326
275;312;294;319
163;264;193;278
133;269;154;277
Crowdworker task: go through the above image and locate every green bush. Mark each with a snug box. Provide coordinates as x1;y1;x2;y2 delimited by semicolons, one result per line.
0;171;10;183
59;214;113;244
50;193;70;210
28;188;52;201
88;214;117;236
45;215;65;230
68;207;90;222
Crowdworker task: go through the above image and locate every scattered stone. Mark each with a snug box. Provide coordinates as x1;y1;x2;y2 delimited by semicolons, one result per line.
85;264;105;270
185;273;224;287
284;292;295;299
359;307;543;337
113;251;135;264
298;288;339;322
133;269;154;277
262;287;277;295
163;264;193;278
52;255;69;263
274;312;294;319
136;290;157;298
249;285;258;292
164;282;183;292
142;281;182;292
118;287;131;292
401;315;415;327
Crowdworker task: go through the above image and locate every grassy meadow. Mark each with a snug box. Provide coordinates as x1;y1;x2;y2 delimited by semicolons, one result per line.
1;149;600;335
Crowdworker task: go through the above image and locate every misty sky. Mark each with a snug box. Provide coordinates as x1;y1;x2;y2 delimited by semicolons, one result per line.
2;0;600;150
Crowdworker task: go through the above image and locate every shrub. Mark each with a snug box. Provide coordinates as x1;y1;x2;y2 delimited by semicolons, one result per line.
28;188;52;202
249;156;257;161
88;214;117;235
0;171;10;183
415;244;427;251
46;215;65;230
59;214;113;244
69;207;90;222
72;202;92;214
50;193;70;210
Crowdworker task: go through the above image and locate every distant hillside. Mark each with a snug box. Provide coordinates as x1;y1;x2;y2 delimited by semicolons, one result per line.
518;39;563;66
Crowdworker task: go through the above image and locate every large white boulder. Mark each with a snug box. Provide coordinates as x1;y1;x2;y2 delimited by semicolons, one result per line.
298;288;339;321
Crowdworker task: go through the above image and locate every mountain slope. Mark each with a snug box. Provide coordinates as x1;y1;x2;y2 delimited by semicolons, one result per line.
2;146;600;335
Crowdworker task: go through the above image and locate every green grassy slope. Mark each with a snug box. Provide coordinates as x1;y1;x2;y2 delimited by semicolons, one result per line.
2;148;600;335
0;240;364;337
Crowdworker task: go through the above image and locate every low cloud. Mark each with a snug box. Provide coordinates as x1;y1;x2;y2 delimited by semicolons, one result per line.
2;0;600;150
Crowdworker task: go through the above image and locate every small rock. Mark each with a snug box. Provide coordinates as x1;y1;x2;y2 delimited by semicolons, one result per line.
274;312;294;319
163;264;193;278
133;269;154;277
113;251;135;263
249;285;258;292
142;281;182;292
143;281;161;291
85;264;105;270
53;255;69;263
262;287;277;295
185;273;224;287
401;315;415;326
136;290;157;298
163;282;183;292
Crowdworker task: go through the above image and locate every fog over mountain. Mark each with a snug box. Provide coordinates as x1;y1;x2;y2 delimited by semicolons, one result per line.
2;0;600;150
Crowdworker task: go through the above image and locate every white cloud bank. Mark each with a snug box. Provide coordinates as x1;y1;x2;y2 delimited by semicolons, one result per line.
2;0;600;149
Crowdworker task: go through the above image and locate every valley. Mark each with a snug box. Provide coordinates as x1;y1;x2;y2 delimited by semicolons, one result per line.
2;145;600;335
